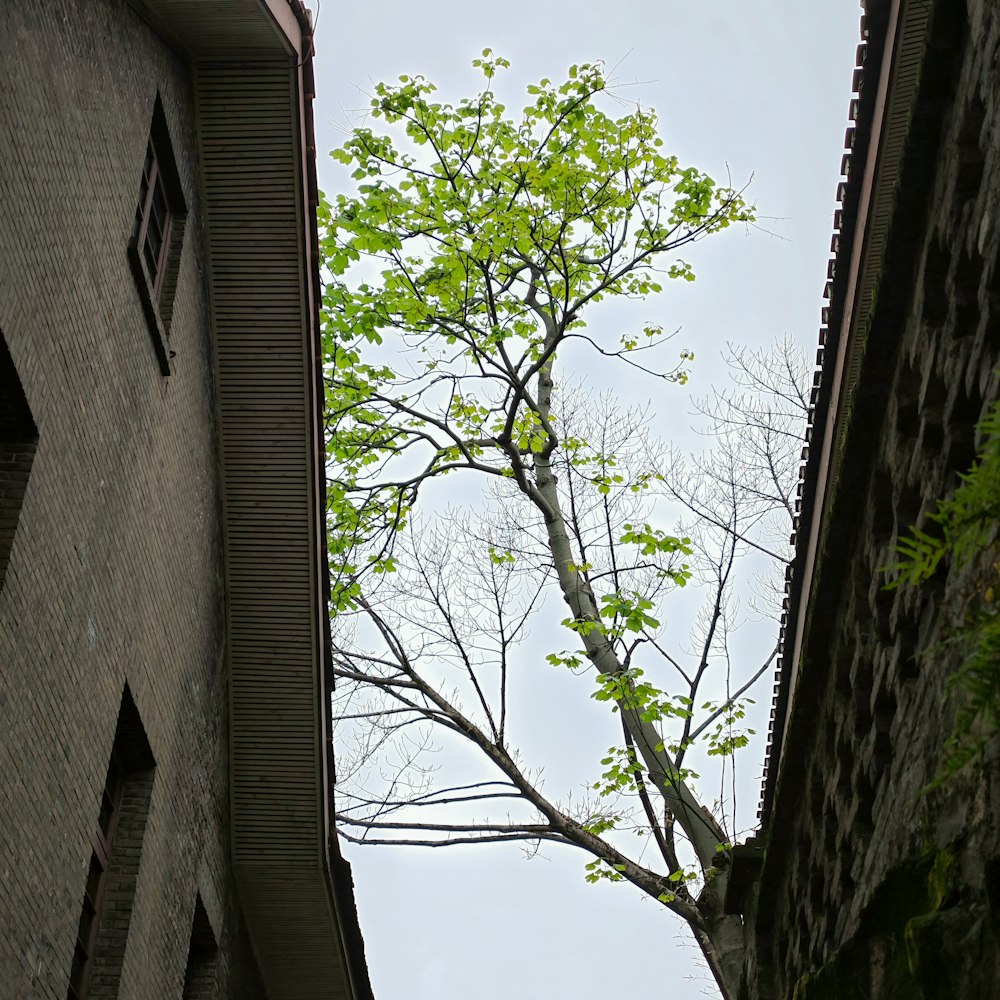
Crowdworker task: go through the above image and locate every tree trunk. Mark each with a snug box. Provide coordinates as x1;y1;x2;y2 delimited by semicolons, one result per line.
532;357;727;869
694;908;746;1000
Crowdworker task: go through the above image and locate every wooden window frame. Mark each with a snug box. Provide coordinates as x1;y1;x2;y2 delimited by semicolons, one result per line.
133;140;173;301
67;689;155;1000
128;97;186;377
68;758;125;1000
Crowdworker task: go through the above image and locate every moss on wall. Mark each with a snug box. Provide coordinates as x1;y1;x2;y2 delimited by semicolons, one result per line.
789;845;996;1000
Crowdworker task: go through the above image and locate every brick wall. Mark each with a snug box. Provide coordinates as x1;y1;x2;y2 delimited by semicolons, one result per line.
0;1;264;997
750;1;1000;997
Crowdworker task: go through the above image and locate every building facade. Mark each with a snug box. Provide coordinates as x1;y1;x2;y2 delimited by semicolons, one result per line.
1;2;370;998
739;0;1000;996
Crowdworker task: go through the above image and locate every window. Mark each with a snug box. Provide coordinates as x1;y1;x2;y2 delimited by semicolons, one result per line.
182;896;219;1000
68;688;155;1000
128;96;186;376
68;758;124;1000
0;331;37;592
132;140;172;299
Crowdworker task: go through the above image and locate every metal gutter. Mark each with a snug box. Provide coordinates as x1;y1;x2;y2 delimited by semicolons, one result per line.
288;8;376;999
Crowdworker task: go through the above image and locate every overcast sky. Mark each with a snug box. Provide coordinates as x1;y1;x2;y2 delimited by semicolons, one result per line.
308;4;862;998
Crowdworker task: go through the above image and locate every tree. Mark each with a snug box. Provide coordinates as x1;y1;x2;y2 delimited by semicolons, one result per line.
319;53;792;999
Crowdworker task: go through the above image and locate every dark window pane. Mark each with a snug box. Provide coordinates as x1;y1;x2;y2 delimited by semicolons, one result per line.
150;182;167;230
68;941;87;993
144;172;170;282
85;854;103;902
105;757;123;806
133;175;149;238
134;144;156;243
144;234;162;277
98;792;113;837
147;210;164;247
77;906;94;948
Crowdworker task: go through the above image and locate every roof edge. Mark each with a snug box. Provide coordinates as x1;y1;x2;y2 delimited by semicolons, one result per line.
758;0;966;853
757;0;893;827
294;16;377;999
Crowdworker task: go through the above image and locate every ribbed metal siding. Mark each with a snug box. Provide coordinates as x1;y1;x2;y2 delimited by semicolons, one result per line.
198;62;351;998
142;0;285;55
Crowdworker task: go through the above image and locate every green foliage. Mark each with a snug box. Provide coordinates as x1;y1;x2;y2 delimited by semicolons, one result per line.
888;399;1000;589
656;866;701;903
701;699;756;757
583;858;628;884
321;53;752;613
619;523;692;584
599;590;661;633
322;57;759;973
590;668;694;726
593;745;646;797
545;650;586;670
889;397;1000;779
582;856;698;894
581;813;621;836
932;603;1000;782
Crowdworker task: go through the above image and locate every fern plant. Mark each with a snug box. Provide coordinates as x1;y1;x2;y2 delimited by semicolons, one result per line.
888;396;1000;781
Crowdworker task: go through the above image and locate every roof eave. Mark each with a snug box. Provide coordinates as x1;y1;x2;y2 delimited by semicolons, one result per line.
758;0;962;885
133;2;371;996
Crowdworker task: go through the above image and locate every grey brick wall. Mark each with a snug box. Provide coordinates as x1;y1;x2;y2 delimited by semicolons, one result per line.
0;1;264;997
750;2;1000;997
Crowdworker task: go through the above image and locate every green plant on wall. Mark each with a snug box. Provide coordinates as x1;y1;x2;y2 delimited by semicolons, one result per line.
889;396;1000;781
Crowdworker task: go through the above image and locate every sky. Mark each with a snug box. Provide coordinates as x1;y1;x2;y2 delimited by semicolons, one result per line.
307;3;862;998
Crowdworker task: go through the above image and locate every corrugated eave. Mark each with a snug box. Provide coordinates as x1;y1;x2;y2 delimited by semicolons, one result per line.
129;0;309;59
145;2;373;996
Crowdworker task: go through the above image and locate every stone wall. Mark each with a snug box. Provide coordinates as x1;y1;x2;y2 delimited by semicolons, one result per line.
0;1;264;996
749;1;1000;997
